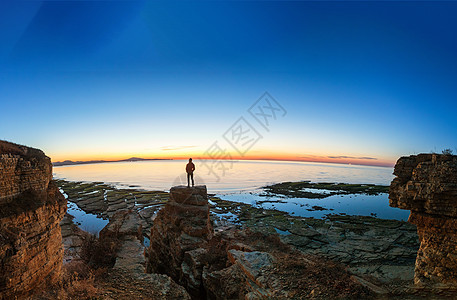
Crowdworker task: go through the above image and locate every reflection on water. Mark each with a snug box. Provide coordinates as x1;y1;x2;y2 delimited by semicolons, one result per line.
54;160;404;222
217;192;410;221
67;202;109;235
274;228;292;235
53;160;394;193
59;187;108;234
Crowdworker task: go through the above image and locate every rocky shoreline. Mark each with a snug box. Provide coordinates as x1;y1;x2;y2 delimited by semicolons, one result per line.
3;141;457;299
57;178;423;296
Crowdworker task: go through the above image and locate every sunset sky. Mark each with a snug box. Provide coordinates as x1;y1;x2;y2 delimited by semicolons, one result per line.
1;1;456;167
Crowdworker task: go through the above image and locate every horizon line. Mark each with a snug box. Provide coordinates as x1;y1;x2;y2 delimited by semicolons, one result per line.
52;156;395;168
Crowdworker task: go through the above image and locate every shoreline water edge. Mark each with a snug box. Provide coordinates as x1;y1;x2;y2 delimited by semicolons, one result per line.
57;178;419;287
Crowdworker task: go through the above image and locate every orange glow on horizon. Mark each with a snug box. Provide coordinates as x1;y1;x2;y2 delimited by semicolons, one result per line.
50;150;395;168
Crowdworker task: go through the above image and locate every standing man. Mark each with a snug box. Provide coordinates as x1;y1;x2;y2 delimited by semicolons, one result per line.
186;158;195;187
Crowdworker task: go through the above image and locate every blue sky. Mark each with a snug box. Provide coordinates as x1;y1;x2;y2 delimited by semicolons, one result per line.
0;1;456;165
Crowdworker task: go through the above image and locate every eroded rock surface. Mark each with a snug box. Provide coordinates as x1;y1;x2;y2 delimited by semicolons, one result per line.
56;179;420;285
390;153;457;285
146;185;213;297
56;179;167;237
213;196;419;283
0;142;52;203
101;209;191;299
0;140;66;299
147;185;371;299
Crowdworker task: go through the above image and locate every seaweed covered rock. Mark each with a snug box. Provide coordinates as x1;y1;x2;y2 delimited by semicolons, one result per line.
390;153;457;285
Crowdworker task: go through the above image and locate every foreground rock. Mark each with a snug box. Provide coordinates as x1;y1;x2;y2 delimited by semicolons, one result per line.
61;213;85;264
147;185;371;299
57;179;421;287
211;196;419;284
101;209;191;299
390;153;457;286
146;185;213;297
0;140;66;298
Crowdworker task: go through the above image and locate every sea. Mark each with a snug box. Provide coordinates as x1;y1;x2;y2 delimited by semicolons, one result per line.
53;159;410;232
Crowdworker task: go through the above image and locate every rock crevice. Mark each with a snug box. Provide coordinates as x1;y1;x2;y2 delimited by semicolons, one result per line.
146;185;213;297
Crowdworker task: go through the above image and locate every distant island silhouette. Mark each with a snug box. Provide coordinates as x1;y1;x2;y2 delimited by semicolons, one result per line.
53;157;172;167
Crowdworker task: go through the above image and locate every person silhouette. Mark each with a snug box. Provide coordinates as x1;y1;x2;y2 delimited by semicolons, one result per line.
186;158;195;187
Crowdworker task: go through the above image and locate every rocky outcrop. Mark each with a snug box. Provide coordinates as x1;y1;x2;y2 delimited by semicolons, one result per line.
0;140;66;299
146;185;213;297
147;185;370;299
199;229;371;299
390;153;457;285
101;209;191;299
100;209;145;273
0;142;52;204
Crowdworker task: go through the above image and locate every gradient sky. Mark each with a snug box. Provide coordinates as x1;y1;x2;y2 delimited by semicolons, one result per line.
1;1;456;167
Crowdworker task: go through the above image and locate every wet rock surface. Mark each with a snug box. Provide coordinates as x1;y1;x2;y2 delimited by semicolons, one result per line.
263;181;389;199
61;213;85;263
211;197;419;283
55;178;457;298
390;153;457;286
57;180;422;293
56;179;168;238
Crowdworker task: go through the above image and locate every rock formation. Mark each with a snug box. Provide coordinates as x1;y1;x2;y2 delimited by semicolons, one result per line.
0;140;66;299
147;185;370;299
390;153;457;285
101;209;191;299
146;185;213;297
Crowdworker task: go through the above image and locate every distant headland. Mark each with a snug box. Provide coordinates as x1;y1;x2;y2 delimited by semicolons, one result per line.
52;157;172;167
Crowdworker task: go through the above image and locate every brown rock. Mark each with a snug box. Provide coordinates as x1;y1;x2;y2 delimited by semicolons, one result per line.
0;141;52;204
98;208;192;299
202;264;247;299
100;209;143;241
170;185;208;206
389;153;457;285
408;212;457;285
0;140;66;299
146;185;213;297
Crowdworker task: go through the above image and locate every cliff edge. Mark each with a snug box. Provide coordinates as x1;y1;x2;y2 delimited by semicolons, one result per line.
0;140;66;299
390;153;457;286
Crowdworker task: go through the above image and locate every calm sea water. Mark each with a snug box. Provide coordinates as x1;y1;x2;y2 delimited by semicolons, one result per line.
54;160;410;222
53;159;394;192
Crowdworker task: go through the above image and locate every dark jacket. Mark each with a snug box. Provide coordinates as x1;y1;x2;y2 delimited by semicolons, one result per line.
186;162;195;174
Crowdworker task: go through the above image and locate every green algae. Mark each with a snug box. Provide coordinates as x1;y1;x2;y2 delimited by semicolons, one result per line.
262;181;389;199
